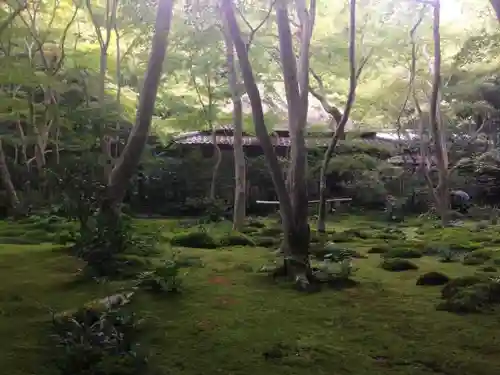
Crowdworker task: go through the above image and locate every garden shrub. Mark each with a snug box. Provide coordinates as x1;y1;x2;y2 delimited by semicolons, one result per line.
438;247;459;263
416;271;450;286
219;232;256;247
50;295;147;375
438;275;500;313
73;213;158;278
380;258;418;272
170;230;219;249
136;259;183;294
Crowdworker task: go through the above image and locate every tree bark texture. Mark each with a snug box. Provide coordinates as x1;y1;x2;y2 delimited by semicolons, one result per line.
106;0;174;212
222;24;246;230
429;0;450;226
222;0;317;289
0;138;20;212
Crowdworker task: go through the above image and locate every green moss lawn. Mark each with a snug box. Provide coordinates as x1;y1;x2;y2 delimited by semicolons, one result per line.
2;215;500;375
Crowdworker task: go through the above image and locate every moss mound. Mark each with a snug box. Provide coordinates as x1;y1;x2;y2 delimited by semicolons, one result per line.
254;236;280;248
170;231;219;249
416;272;450;286
383;247;422;259
368;244;389;254
258;227;283;237
480;266;498;273
438;276;500;313
380;258;418;272
220;232;256;247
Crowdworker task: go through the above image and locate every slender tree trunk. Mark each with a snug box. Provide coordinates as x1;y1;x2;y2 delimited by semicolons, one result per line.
317;0;357;233
221;0;293;233
104;0;174;214
0;138;20;213
429;0;450;226
275;0;315;284
222;21;246;230
209;128;222;201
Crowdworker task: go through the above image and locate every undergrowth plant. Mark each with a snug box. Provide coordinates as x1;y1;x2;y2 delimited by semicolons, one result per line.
50;296;148;375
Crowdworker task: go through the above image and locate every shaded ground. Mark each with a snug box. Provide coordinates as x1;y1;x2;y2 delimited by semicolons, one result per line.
1;215;500;375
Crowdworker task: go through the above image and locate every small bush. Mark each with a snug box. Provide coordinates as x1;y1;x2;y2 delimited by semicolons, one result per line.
438;276;500;313
438;247;459;263
137;259;183;294
380;258;418;272
73;213;158;278
416;271;450;286
170;231;219;249
219;232;255;247
51;296;147;375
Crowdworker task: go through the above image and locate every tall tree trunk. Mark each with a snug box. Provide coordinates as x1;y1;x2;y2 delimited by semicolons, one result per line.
222;0;317;290
220;0;293;237
222;19;246;230
104;0;174;214
275;0;313;283
0;138;20;213
429;0;449;226
317;0;357;233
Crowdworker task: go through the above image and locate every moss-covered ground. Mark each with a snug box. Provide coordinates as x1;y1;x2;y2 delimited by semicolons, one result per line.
2;214;500;375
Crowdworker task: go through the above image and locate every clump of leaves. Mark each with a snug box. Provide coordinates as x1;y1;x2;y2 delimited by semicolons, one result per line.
438;247;459;263
219;232;255;247
136;259;183;294
437;275;500;313
170;230;219;249
73;213;157;279
416;271;450;286
380;258;418;272
50;295;147;375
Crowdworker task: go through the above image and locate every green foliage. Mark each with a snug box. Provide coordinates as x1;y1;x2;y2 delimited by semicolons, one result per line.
380;258;419;272
170;230;219;249
73;213;158;278
137;258;183;294
50;298;147;375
